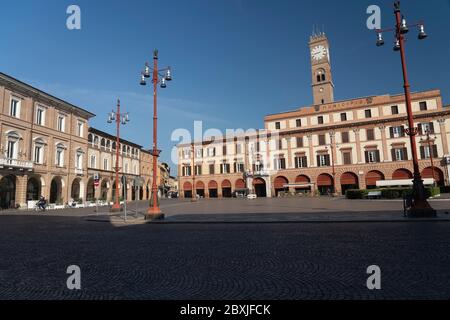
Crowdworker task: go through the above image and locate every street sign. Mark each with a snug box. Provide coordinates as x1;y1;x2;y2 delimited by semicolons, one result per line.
93;173;100;188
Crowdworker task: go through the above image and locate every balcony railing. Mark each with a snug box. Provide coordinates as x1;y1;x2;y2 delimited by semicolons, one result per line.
0;157;34;170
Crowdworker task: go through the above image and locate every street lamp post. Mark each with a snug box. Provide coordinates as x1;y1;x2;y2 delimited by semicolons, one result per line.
191;142;197;202
420;129;437;186
375;1;436;217
140;49;173;218
107;99;130;211
326;133;338;196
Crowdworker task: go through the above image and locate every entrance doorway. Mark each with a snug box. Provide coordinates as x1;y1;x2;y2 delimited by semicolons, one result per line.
253;178;267;198
27;177;41;201
50;177;63;204
0;175;16;209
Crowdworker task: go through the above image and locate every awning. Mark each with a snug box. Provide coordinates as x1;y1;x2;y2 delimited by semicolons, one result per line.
284;183;314;188
376;178;434;187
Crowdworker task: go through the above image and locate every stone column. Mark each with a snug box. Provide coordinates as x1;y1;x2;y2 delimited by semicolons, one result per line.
353;128;362;163
438;118;449;155
378;124;388;162
307;134;314;167
15;174;28;209
286;135;293;168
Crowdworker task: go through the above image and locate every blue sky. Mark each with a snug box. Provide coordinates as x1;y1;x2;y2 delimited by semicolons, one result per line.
1;0;449;174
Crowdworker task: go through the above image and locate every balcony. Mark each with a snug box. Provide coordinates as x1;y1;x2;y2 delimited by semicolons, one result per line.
0;157;34;171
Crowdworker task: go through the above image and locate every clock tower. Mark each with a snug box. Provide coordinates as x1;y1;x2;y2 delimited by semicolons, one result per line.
309;32;334;105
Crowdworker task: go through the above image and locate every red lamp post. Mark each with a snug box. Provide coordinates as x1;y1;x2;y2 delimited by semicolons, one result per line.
107;99;130;211
191;142;197;202
375;1;436;217
140;49;172;218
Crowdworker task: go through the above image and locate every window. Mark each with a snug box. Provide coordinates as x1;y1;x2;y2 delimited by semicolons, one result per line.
278;139;283;150
340;113;347;121
317;154;331;167
318;116;324;125
419;101;427;111
366;129;375;141
182;166;191;177
90;155;96;168
36;107;45;126
296;136;304;148
10;98;20;118
420;145;438;159
296;119;302;127
341;131;350;143
234;162;245;173
207;147;216;157
220;163;231;174
294;156;307;168
77;121;84;137
235;144;242;155
418;122;435;135
274;157;286;170
275;122;281;130
365;109;372;118
392;148;407;161
390;126;405;138
318;134;326;146
55;145;65;167
365;150;380;163
256;142;260;152
342;152;352;165
222;145;227;156
253;161;264;172
103;158;109;170
7;140;16;159
33;142;44;164
195;148;203;158
209;164;215;175
194;165;202;175
57;115;65;132
76;152;83;169
391;105;399;115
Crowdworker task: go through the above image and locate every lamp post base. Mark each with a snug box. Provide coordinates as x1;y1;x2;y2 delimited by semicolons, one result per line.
110;203;122;212
407;199;437;218
145;207;164;221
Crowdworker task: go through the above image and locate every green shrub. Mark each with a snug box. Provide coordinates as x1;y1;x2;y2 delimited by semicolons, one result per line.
426;186;441;198
346;189;369;199
381;189;400;199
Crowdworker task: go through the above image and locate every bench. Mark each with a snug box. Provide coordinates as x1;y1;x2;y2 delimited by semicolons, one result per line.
367;191;382;199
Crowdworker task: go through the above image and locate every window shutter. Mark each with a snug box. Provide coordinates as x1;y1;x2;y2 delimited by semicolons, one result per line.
432;145;438;158
420;146;425;159
391;149;396;161
418;123;423;135
326;154;331;166
376;150;380;162
429;122;435;134
389;127;394;138
304;157;308;168
402;148;408;160
316;155;321;167
400;126;405;137
364;151;369;163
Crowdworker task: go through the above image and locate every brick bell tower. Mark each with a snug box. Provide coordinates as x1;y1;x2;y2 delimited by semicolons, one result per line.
309;31;334;105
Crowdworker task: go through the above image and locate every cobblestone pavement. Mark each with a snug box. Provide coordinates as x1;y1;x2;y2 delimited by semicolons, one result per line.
2;197;449;223
0;214;449;299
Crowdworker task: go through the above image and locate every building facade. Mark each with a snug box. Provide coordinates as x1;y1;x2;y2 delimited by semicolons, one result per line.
177;34;450;198
0;73;95;209
87;128;144;202
0;72;168;209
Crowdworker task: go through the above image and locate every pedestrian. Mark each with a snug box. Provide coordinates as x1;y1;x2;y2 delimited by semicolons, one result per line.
37;196;47;212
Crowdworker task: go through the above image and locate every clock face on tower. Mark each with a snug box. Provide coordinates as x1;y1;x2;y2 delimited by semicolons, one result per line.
311;45;327;61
